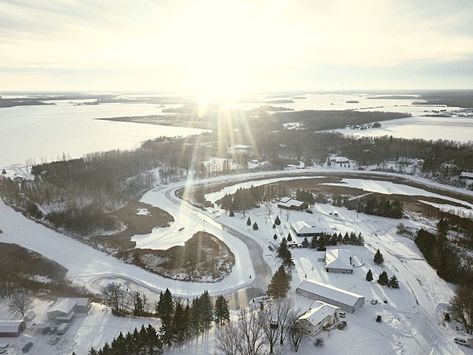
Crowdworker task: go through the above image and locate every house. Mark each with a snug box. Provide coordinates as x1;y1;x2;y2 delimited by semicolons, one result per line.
460;172;473;181
294;302;340;336
325;249;354;274
291;221;330;237
296;279;364;313
229;144;251;155
47;298;90;323
277;197;307;211
0;320;26;337
330;156;350;167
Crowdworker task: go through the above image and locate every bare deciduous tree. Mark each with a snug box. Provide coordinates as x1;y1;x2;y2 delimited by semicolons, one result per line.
216;321;242;355
289;325;304;352
102;282;125;311
8;291;32;317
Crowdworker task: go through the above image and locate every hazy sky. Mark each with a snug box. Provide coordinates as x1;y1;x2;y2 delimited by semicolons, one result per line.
1;0;473;94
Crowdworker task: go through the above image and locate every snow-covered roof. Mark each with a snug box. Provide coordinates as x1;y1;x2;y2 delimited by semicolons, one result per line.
278;197;305;208
48;298;89;315
330;156;350;163
0;320;24;333
297;302;339;326
297;280;364;307
291;221;328;234
325;249;353;271
460;171;473;179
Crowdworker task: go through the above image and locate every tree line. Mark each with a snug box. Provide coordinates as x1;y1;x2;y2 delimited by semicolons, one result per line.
332;194;404;219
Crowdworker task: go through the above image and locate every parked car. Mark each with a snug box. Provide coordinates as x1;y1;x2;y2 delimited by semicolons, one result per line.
339;312;346;318
370;299;378;305
0;349;6;354
49;327;57;334
178;227;185;231
454;338;467;346
42;326;50;335
22;342;33;353
305;209;313;214
49;337;60;345
376;315;382;323
337;321;347;330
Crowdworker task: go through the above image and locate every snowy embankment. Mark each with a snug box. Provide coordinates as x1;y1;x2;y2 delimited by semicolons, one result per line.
0;199;252;298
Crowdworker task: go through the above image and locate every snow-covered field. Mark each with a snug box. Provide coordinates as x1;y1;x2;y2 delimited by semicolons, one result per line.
334;115;473;143
324;178;473;209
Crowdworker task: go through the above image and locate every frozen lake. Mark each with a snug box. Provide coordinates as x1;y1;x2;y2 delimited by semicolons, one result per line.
334;116;473;143
0;101;204;167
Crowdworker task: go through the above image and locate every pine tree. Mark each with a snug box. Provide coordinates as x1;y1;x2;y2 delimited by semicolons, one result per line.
247;217;251;226
267;266;290;298
287;234;292;242
133;292;144;316
374;249;384;265
200;291;214;331
389;275;399;288
377;271;389;286
302;237;309;248
272;223;276;229
274;215;281;225
273;234;277;241
173;302;186;342
366;269;373;282
214;295;230;325
253;222;259;230
88;348;98;355
157;288;174;345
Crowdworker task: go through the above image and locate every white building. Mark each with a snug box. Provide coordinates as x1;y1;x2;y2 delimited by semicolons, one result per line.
0;320;26;337
460;171;473;180
325;249;354;274
330;156;351;167
291;221;330;237
296;280;364;313
278;197;306;211
295;302;340;336
47;298;90;323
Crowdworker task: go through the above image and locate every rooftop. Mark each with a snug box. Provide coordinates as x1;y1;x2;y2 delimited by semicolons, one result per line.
325;249;353;271
298;301;339;326
297;279;364;307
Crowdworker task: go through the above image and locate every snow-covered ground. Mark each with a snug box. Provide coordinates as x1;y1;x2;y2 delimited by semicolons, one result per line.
0;299;159;355
324;178;473;209
334;115;473;143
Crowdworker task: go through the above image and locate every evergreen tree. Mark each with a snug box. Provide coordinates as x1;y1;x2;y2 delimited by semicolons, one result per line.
214;295;230;325
273;234;277;241
374;249;384;265
133;292;144;316
267;265;290;298
366;269;373;282
157;288;174;345
200;291;214;331
287;234;292;242
253;222;259;230
377;271;389;286
88;348;98;355
247;217;251;226
302;237;309;248
272;223;276;229
173;302;186;342
388;275;399;288
274;215;281;225
277;238;294;266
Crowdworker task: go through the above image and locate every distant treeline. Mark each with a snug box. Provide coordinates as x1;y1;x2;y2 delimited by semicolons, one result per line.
218;184;289;211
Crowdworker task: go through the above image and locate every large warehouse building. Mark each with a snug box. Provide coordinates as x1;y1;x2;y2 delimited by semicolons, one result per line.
296;279;364;313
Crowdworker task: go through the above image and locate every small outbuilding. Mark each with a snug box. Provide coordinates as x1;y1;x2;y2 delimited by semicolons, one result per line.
296;279;364;313
295;302;340;336
0;320;26;337
291;221;330;237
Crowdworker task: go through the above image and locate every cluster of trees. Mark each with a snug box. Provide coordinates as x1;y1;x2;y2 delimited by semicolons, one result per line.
267;265;291;299
332;194;404;219
216;298;303;354
218;184;288;212
415;226;472;284
366;269;399;288
277;238;294;267
300;232;364;250
414;219;473;333
89;325;162;355
295;189;315;205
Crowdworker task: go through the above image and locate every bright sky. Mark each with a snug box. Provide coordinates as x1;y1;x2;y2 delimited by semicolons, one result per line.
1;0;473;95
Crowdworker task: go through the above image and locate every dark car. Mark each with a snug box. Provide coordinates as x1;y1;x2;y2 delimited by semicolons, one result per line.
305;209;313;214
376;315;382;323
454;338;468;346
22;342;33;353
42;327;50;335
